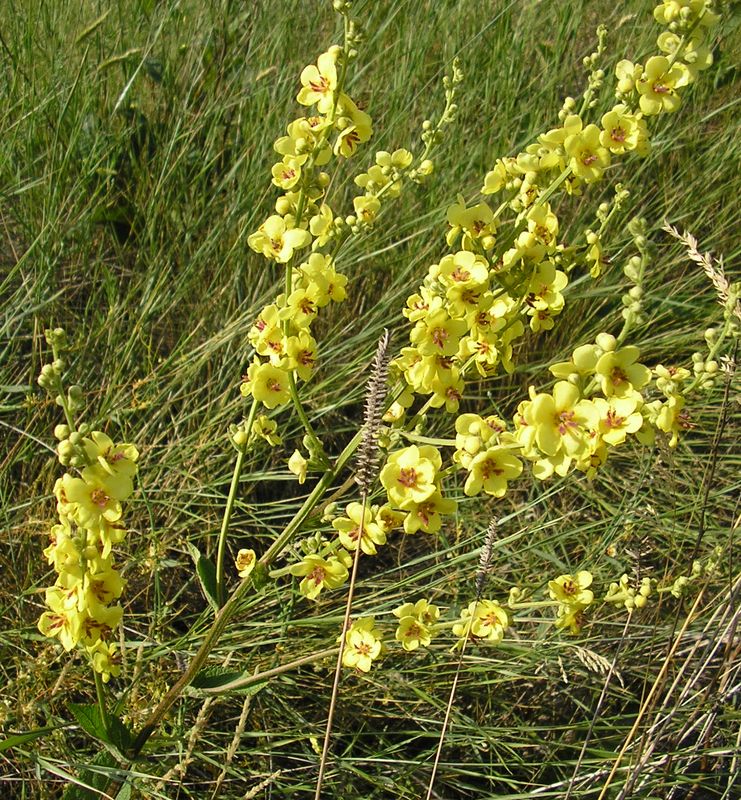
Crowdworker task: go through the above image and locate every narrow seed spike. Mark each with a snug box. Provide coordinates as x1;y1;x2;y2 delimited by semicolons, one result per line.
474;518;497;599
355;329;391;492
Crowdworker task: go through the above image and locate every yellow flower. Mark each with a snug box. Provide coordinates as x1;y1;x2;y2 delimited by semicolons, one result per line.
380;445;441;509
353;194;381;225
410;308;467;358
528;382;599;458
453;599;509;646
87;640;121;683
565;121;610;182
309;203;335;246
594;346;651;397
332;502;387;555
235;548;257;579
548;571;594;607
446;194;496;249
297;49;339;113
281;285;320;329
637;56;689;116
333;94;372;158
271;156;303;190
402;490;457;534
599;104;650;155
38;592;82;651
252;415;282;446
290;554;348;600
594;396;644;446
374;504;406;534
241;358;291;408
247;215;311;263
341;617;382;672
61;468;133;529
288;450;308;484
615;59;643;95
463;447;523;498
82;432;138;481
286;330;318;381
394;616;432;651
297;253;347;305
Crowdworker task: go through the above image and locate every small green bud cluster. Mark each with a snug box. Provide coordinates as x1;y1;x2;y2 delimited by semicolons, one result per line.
621;216;652;327
605;574;654;611
581;25;608;110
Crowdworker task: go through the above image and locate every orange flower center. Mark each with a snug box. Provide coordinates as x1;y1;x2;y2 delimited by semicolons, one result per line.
556;410;578;435
605;410;625;429
430;327;449;349
90;488;109;508
397;467;419;488
450;266;471;282
309;77;330;93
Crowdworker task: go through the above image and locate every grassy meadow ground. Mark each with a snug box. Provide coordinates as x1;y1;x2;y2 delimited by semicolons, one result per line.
1;0;740;797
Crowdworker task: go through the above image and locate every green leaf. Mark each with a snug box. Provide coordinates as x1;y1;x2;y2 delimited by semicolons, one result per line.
0;726;58;752
187;543;219;611
68;703;133;758
191;665;267;695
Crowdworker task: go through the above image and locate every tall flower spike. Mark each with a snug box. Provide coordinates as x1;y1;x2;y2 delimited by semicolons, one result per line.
474;518;497;599
355;329;391;492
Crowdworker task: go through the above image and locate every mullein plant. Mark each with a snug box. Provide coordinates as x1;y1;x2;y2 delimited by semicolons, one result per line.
36;328;138;691
278;0;733;666
34;0;737;782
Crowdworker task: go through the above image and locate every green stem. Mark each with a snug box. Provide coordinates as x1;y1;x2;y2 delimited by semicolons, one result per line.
93;669;109;734
130;574;254;757
215;449;246;608
214;400;256;607
200;647;338;695
288;372;327;463
260;427;363;567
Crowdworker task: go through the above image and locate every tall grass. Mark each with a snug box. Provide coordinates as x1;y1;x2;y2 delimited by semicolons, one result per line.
1;0;739;797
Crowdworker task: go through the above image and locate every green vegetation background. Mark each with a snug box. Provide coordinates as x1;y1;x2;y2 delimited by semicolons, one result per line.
1;0;739;797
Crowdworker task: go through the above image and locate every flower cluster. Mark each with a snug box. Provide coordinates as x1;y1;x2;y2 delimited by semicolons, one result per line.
386;0;721;435
36;331;138;682
243;42;361;412
393;598;439;651
452;599;510;649
242;23;461;482
604;574;654;611
379;445;456;535
548;571;595;634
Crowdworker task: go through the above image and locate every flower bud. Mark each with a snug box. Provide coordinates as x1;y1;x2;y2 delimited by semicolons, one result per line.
57;440;74;463
595;332;617;352
233;429;248;447
275;196;292;215
68;385;84;406
54;424;70;440
629;286;643;300
68;431;82;446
